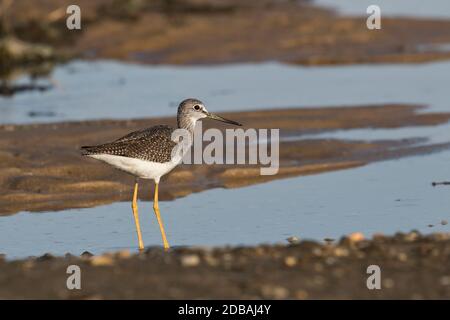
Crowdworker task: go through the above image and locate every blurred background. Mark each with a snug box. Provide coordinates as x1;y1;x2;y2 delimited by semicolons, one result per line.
1;0;450;121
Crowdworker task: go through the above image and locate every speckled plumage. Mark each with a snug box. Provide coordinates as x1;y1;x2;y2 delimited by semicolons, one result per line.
81;98;240;180
81;125;177;163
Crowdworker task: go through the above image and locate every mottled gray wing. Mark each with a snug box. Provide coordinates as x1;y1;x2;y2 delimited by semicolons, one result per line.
81;125;177;163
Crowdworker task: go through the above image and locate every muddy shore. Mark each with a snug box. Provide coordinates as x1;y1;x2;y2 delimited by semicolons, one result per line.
1;104;449;215
5;0;450;67
1;231;449;299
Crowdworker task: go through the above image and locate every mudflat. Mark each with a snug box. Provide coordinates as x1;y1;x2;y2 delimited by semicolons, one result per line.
6;0;450;66
1;104;449;215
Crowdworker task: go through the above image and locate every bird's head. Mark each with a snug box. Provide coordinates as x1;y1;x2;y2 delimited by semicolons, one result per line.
177;98;242;128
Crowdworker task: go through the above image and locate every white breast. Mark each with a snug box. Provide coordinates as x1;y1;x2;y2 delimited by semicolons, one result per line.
88;154;179;183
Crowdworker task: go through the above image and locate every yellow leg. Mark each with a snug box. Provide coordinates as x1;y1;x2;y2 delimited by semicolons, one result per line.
153;182;170;250
132;180;145;251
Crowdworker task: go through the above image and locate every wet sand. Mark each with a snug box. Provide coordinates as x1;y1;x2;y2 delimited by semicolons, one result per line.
1;231;449;299
6;0;450;67
1;104;449;215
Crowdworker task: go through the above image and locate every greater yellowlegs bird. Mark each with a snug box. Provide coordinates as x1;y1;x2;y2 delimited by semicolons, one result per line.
81;98;241;250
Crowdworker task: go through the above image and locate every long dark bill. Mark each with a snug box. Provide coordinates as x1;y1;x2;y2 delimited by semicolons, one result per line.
206;112;242;126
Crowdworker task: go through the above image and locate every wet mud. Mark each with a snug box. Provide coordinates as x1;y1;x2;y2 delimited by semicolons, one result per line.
1;104;449;215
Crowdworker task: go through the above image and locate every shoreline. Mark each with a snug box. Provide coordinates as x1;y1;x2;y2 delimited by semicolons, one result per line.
1;231;449;299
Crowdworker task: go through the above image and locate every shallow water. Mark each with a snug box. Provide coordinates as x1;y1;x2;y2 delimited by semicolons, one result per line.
1;60;450;259
315;0;450;19
1;60;450;124
1;150;449;259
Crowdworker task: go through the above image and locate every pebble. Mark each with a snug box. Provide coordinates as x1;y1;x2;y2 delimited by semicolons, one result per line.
254;247;266;256
430;233;450;241
286;236;300;244
64;253;75;259
36;253;54;261
312;247;323;256
441;220;448;226
334;247;349;257
90;255;114;267
348;232;365;243
404;231;420;242
373;233;385;240
284;256;297;267
204;254;219;267
115;250;131;259
3;125;15;132
295;290;309;299
261;285;289;299
81;251;94;258
180;254;200;267
325;257;337;265
439;276;450;286
22;261;34;270
397;252;408;262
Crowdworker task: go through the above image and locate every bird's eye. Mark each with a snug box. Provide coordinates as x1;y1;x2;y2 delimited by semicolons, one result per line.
193;105;201;111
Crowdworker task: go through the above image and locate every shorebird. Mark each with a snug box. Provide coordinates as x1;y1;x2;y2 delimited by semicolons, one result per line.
81;98;241;250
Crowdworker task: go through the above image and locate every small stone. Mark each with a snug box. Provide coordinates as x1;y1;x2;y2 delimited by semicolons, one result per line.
284;256;297;267
373;233;385;240
295;290;309;299
22;261;34;270
439;276;450;286
90;255;114;266
348;232;364;243
81;251;94;258
428;224;434;228
430;233;450;241
325;257;337;265
286;236;300;244
404;231;420;242
36;253;54;261
222;253;233;263
441;220;448;226
312;247;323;256
204;254;219;267
261;285;289;299
115;250;131;259
254;247;265;256
180;254;200;267
334;247;349;257
397;252;408;262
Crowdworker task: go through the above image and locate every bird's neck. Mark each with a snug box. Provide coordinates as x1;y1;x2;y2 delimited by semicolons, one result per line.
177;117;197;135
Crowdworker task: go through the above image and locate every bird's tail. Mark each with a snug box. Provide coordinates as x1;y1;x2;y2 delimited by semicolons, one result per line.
80;145;96;156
